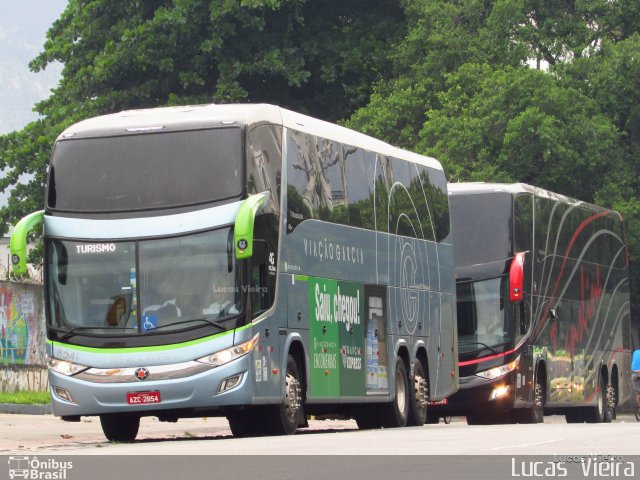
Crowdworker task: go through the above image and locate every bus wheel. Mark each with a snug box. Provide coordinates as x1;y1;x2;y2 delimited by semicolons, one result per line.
443;416;452;424
407;359;427;426
354;408;383;430
565;409;584;423
604;383;616;423
99;413;140;442
265;354;303;435
426;414;440;424
516;374;545;424
382;358;409;428
585;372;606;423
227;409;265;437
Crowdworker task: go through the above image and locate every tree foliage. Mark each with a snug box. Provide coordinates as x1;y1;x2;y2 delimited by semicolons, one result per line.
0;0;405;231
420;64;622;200
345;0;640;311
31;0;404;120
1;0;639;311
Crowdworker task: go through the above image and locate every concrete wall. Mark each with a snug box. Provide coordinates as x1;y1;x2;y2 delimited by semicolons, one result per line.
0;280;48;392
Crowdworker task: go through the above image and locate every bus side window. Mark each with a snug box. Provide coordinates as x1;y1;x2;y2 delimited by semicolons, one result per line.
514;193;533;253
250;240;272;316
249;214;278;317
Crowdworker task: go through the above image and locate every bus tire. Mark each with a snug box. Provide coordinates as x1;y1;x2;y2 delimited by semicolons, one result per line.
354;408;383;430
604;382;616;423
407;359;427;427
585;372;606;423
565;409;584;423
426;414;440;424
227;409;265;437
265;354;303;435
99;413;140;442
381;358;409;428
515;372;545;424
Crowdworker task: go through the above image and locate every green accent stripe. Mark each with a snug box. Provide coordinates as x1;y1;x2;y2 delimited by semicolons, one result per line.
294;275;309;282
48;323;252;354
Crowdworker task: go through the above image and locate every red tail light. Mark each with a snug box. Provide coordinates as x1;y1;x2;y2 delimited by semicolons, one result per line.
510;252;525;302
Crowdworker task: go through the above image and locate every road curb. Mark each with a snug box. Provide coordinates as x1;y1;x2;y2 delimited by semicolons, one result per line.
0;403;52;415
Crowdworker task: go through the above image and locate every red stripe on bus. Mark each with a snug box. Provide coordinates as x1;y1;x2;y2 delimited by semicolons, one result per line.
458;347;518;367
534;209;612;339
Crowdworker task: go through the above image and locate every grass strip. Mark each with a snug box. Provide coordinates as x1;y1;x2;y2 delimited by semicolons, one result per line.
0;390;50;405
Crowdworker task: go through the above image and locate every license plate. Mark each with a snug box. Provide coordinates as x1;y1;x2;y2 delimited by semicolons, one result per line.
127;391;161;405
427;398;448;406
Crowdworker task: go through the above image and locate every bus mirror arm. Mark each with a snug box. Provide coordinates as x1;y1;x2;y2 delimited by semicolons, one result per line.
234;192;269;260
9;210;44;275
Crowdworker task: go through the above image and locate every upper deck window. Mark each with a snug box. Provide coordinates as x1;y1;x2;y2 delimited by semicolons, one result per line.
450;192;512;267
47;127;242;213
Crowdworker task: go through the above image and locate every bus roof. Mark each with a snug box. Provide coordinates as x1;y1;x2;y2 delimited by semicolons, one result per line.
449;181;589;202
57;103;442;171
447;182;620;218
448;182;550;196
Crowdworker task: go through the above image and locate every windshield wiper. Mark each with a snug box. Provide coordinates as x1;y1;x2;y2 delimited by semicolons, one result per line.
458;340;500;354
146;317;228;333
59;326;136;341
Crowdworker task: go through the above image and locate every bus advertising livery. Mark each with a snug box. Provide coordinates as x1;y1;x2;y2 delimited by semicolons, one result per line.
429;183;631;425
11;104;457;441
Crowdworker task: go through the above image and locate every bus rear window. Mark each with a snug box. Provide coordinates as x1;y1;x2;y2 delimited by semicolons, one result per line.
47;128;242;212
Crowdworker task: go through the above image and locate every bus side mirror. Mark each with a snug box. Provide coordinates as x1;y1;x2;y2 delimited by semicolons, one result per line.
234;192;269;260
9;210;44;275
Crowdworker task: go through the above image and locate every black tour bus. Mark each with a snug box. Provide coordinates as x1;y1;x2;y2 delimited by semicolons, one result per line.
429;183;632;424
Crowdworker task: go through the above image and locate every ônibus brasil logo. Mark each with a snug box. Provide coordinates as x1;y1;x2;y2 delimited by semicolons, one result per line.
8;456;73;480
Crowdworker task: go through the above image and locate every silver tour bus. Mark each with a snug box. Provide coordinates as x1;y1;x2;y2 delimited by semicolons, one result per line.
11;104;457;441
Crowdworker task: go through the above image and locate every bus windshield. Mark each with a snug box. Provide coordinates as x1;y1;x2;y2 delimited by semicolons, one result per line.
449;192;512;267
48;127;243;212
456;276;511;353
46;228;241;338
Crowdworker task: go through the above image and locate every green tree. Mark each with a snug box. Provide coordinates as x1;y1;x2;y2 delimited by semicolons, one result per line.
0;0;405;234
347;0;637;146
347;0;640;312
420;64;622;202
347;0;503;148
32;0;404;121
557;35;640;296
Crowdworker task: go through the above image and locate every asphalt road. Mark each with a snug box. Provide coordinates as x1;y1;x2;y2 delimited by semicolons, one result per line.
1;413;638;455
2;414;639;480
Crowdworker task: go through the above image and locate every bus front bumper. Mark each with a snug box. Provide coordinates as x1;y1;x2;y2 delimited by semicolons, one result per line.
48;355;255;418
429;372;516;416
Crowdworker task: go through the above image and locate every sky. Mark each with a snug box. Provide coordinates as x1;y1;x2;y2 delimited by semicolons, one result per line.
0;0;68;134
0;0;68;215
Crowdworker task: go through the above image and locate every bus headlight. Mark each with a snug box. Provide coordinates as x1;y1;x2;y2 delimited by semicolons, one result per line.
196;334;259;367
489;384;510;400
475;356;520;380
47;356;89;376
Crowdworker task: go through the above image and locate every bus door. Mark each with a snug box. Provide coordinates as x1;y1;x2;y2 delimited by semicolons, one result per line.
438;294;457;397
548;299;573;403
365;286;389;394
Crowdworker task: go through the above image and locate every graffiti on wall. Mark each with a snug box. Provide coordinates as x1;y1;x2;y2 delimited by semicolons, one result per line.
0;284;41;365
